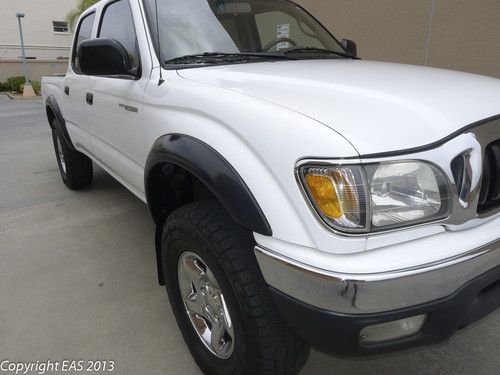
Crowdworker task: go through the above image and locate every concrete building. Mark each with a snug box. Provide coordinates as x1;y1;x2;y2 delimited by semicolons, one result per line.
0;0;78;60
0;0;78;81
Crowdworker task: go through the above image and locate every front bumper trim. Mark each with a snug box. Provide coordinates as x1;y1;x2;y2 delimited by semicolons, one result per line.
255;238;500;314
269;263;500;355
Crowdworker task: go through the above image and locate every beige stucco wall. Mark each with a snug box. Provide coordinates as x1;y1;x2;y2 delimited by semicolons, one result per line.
0;60;68;82
0;0;78;59
296;0;500;78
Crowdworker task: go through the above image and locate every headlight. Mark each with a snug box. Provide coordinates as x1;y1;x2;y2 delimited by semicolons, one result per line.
300;166;369;232
299;161;451;233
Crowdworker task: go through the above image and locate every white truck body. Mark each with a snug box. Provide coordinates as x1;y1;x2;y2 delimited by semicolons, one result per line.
42;0;500;367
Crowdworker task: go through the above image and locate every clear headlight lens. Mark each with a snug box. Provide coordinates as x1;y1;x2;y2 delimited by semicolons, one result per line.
299;161;450;233
365;162;451;230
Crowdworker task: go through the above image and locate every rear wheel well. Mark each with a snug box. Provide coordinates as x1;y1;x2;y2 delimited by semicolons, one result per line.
46;106;56;128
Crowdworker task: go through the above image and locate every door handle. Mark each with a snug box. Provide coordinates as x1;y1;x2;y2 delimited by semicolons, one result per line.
64;86;69;95
86;92;93;105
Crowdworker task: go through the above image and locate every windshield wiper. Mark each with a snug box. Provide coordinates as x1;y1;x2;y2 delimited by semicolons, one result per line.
282;47;358;59
165;52;296;65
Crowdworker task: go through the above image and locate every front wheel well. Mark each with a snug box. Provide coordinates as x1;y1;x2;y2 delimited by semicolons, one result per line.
147;163;217;286
147;163;215;225
145;134;273;285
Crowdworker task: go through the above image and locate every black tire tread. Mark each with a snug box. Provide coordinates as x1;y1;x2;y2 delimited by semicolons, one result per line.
52;126;93;190
163;200;310;374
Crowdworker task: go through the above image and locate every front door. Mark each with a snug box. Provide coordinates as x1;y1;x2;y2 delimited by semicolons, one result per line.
84;0;149;196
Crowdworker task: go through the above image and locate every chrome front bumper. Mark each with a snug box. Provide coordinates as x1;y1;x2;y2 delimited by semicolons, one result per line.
255;238;500;314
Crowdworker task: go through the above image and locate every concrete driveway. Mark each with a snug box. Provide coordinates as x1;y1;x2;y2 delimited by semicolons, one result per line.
1;95;499;375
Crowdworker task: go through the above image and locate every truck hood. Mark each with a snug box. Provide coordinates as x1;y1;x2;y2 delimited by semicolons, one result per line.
178;59;500;156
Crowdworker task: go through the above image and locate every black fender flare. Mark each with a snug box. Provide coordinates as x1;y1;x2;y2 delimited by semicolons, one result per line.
145;133;272;236
45;95;76;151
146;134;272;285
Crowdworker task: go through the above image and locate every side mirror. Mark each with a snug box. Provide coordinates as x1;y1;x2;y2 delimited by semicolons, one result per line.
78;38;132;76
341;39;357;58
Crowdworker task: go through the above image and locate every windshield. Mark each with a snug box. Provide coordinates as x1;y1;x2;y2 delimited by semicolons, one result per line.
143;0;347;66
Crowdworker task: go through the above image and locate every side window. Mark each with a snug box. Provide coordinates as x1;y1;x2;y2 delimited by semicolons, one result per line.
72;12;95;73
98;0;140;73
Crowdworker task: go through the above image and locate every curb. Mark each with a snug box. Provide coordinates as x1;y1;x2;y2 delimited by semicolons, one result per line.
1;92;42;101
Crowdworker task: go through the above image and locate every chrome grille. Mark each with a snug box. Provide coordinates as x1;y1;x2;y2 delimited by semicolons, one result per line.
478;139;500;213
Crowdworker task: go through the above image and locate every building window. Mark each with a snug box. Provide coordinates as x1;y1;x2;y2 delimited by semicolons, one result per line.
53;21;69;33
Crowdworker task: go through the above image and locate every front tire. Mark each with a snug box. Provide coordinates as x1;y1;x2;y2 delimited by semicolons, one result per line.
162;200;310;375
51;123;93;190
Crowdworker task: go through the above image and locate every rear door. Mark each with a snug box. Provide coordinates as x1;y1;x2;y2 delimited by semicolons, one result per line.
85;0;149;195
61;11;96;152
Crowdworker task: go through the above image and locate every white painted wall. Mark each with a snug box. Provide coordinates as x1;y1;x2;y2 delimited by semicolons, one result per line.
0;0;78;60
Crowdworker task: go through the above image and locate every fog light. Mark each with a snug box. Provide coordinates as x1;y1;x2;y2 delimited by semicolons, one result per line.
360;314;426;344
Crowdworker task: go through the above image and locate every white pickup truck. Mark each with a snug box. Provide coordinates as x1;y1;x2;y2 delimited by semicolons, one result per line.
42;0;500;373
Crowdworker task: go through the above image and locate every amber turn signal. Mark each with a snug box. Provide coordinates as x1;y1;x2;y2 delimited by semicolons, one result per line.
305;174;342;219
300;166;368;232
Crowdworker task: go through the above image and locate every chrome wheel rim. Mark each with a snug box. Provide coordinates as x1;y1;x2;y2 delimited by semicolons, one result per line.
56;136;66;174
178;251;235;359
